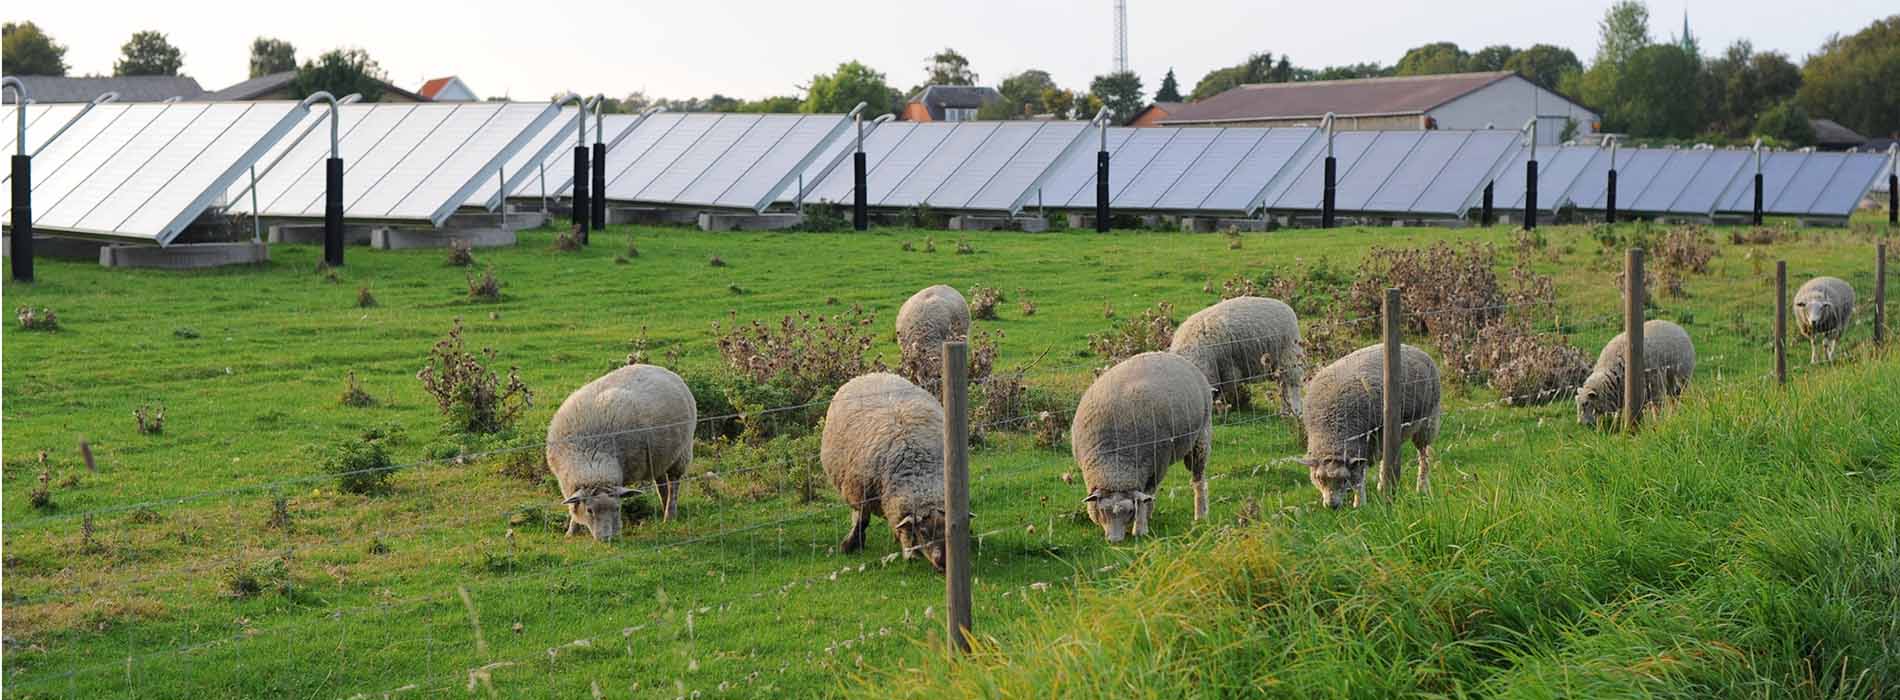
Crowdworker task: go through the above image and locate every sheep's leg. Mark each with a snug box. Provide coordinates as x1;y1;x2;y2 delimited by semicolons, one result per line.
1188;429;1210;521
657;478;678;521
1810;337;1819;365
1415;445;1434;494
839;508;870;554
565;505;580;537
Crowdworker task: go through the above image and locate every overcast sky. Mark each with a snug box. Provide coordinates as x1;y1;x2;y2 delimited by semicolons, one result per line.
13;1;1894;101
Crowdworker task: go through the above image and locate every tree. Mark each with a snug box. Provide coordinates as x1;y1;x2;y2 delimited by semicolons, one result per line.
1698;40;1803;138
3;22;68;75
1798;15;1900;138
1307;62;1391;81
249;37;297;78
804;61;900;116
1596;0;1652;68
1090;71;1145;124
1611;44;1700;137
739;95;803;113
289;48;387;102
1071;92;1104;120
1503;45;1582;88
1753;99;1814;146
923;48;976;86
1395;42;1468;75
998;69;1057;115
1155;68;1182;102
1041;87;1077;120
1190;52;1292;101
114;30;183;77
1467;45;1518;72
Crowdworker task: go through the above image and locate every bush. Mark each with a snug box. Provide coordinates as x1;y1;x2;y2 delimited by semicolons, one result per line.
446;239;475;267
969;285;1003;320
356;286;377;308
135;404;165;435
712;305;887;435
709;254;727;267
223;556;290;598
466;266;502;302
340;371;376;407
320;429;398;495
16;306;59;331
1655;226;1717;277
795;200;848;232
416;319;533;434
551;226;583;251
1463;320;1591;404
1087;302;1176;369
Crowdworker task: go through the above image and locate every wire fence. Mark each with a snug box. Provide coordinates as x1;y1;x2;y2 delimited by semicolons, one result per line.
3;242;1892;697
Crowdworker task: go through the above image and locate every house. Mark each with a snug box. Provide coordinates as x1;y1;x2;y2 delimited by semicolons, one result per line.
200;71;426;102
1;75;204;103
1126;102;1184;127
418;76;479;102
901;85;1001;122
1809;119;1867;151
1158;71;1598;145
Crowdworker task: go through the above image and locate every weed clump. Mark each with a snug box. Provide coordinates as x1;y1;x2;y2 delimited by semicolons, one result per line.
416;319;533;434
340;371;376;407
223;556;290;598
1088;302;1176;369
956;239;976;255
552;227;584;251
173;326;201;339
17;306;59;331
30;469;53;510
709;254;727;267
320;427;400;495
135;404;166;435
969;285;1003;321
712;306;887;436
466;266;503;302
795;201;848;232
355;286;377;308
1018;289;1038;318
446;239;476;267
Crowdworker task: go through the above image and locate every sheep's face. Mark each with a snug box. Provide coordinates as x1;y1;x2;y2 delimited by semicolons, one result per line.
894;511;947;573
1301;456;1366;510
1083;490;1153;542
562;485;639;542
1795;298;1830;328
1576;375;1615;426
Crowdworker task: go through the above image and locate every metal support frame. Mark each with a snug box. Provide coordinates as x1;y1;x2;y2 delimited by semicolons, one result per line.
1752;139;1764;226
1522;118;1538;231
1887;145;1896;227
853;112;868;231
5;77;31;282
1606;137;1619;224
1094;107;1111;233
1320;112;1336;229
1480;182;1493;226
590;95;607;233
298;92;344;267
557;94;594;237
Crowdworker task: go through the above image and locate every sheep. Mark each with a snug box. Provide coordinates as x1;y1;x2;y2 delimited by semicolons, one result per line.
1793;276;1855;363
1575;320;1696;427
546;364;697;542
1169;296;1304;417
1298;344;1441;509
821;373;951;572
895;285;970;390
1071;351;1214;541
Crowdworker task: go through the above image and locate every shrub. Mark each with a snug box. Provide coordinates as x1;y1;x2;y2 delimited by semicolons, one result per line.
1087;302;1176;368
445;239;475;267
551;226;583;251
712;305;887;433
969;285;1003;320
1300;316;1360;371
1656;226;1717;275
173;326;201;339
356;286;377;308
1217;273;1259;299
1463;320;1591;404
901;203;945;229
29;469;52;511
625;326;652;366
923;237;937;253
223;556;290;598
901;240;915;252
466;266;502;302
416;319;533;434
1018;288;1038;317
320;429;398;495
956;239;976;255
135;404;165;435
796;200;848;232
340;371;376;407
709;254;727;267
16;306;59;331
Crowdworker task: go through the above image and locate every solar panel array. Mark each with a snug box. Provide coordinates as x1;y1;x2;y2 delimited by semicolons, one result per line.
589;113;852;213
1486;144;1892;220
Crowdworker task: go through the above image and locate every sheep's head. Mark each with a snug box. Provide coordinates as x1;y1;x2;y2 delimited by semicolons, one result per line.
1575;372;1616;426
1083;489;1153;542
1300;456;1366;509
1794;296;1830;328
562;485;640;542
893;510;948;573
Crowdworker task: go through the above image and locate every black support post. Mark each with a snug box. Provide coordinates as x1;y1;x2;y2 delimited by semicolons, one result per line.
1752;173;1764;225
1480;182;1493;226
571;145;591;240
1523;159;1538;231
10;154;31;282
1606;168;1618;224
1321;156;1337;229
324;157;344;267
1095;150;1110;232
590;142;606;235
1888;174;1896;226
852;152;868;231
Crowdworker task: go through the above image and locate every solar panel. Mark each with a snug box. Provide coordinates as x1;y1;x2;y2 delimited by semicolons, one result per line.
801;120;914;205
378;102;553;222
1334;131;1425;212
1663;149;1750;216
1806;152;1891;217
1492;145;1601;212
1411;130;1521;216
466;106;582;208
675;114;794;206
705;114;849;211
925;122;1038;209
1716;151;1807;214
1205;127;1322;214
252;103;413;216
1261;130;1375;211
26;102;304;244
882;122;996;207
533;112;642;198
1115;127;1219;210
1626;149;1711;214
860;123;954;206
1030;127;1132;208
978;122;1090;213
3;104;119;217
1151;128;1265;211
604;113;718;200
636;113;760;202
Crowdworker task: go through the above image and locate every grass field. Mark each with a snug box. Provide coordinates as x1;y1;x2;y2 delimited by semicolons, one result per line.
1;218;1893;698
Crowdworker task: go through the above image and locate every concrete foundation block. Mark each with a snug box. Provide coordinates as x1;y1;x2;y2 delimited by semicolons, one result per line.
371;227;518;250
609;207;702;226
99;241;269;269
2;234;108;260
1067;213;1095;229
947;215;1050;232
1179;217;1218;233
503;211;548;230
697;212;803;232
268;223;374;246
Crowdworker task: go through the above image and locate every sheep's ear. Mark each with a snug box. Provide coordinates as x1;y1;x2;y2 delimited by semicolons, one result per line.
1296;457;1316;467
561;493;584;505
1348;457;1370;467
613;485;642;498
1134;491;1154;503
895;515;915;530
1082;491;1103;503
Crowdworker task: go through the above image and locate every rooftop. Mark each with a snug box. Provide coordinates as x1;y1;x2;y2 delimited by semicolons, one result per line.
1160;72;1574;125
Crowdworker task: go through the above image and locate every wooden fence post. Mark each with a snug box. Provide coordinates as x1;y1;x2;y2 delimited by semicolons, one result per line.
1380;288;1402;500
1775;260;1788;384
941;341;972;655
1876;243;1888;347
1624;249;1646;432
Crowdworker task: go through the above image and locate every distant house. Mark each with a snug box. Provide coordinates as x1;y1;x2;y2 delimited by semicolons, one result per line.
201;71;425;102
418;76;479;102
902;85;1001;122
1126;102;1184;127
1;75;204;103
1159;71;1598;146
1809;119;1867;151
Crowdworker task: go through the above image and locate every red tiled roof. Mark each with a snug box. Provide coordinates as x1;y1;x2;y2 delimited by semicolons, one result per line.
418;77;456;99
1160;72;1517;125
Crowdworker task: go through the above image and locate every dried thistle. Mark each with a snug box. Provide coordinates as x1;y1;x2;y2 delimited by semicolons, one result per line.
340;371;376;407
356;286;377;308
135;404;166;435
16;306;60;331
446;238;476;267
968;285;1003;321
416;319;533;434
466;266;503;302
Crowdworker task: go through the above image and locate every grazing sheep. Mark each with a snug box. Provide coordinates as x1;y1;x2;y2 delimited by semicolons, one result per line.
1298;344;1441;509
1071;352;1214;541
895;285;971;388
821;373;950;572
546;364;697;541
1575;320;1696;426
1793;276;1855;363
1169;296;1304;417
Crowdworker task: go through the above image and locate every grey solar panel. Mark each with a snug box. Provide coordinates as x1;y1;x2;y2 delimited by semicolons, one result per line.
1412;130;1521;216
714;114;850;211
1263;131;1374;211
1563;147;1629;211
1493;145;1600;212
674;114;791;206
467;106;581;208
383;102;553;222
638;113;759;202
1627;149;1710;214
538;112;644;198
803;121;913;204
1664;149;1750;216
924;122;1038;209
1116;127;1218;210
861;123;954;205
1207;127;1321;214
12;105;167;224
1769;151;1842;213
605;113;717;200
3;104;125;219
1334;131;1424;212
1033;127;1132;208
983;122;1090;213
1717;151;1807;213
35;103;209;231
1078;127;1174;207
1365;131;1460;214
347;104;491;218
262;104;414;215
884;122;996;207
1807;152;1891;217
1152;128;1265;211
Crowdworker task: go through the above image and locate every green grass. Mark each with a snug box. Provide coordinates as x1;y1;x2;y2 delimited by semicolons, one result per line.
1;219;1892;698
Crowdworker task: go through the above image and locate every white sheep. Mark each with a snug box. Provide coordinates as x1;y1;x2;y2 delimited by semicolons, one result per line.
895;285;971;389
1793;276;1854;363
1169;296;1304;417
1576;320;1696;426
821;373;950;572
1071;351;1214;541
1298;344;1441;509
546;364;697;541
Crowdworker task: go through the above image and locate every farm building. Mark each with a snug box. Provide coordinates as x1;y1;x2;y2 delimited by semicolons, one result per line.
0;75;206;103
200;71;427;102
902;85;1002;122
418;76;480;102
1126;102;1184;127
1809;119;1867;151
1159;71;1598;146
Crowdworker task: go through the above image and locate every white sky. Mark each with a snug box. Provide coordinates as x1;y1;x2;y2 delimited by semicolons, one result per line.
11;0;1893;101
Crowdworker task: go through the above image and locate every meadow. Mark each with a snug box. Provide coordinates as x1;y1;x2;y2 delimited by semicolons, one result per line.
1;216;1893;698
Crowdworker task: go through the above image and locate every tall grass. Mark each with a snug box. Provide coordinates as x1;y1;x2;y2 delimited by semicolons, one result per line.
872;358;1900;698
